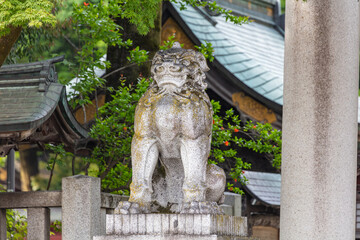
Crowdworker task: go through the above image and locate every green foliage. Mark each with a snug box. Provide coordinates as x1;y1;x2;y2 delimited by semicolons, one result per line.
172;0;249;25
210;101;281;194
0;156;5;168
121;0;162;35
0;187;27;239
127;46;149;64
281;0;285;13
243;121;282;169
6;209;27;240
160;35;181;50
51;220;62;234
87;78;150;194
45;144;70;171
31;144;84;191
45;144;73;190
69;1;124;107
5;27;54;64
195;41;214;62
0;0;56;37
161;36;214;63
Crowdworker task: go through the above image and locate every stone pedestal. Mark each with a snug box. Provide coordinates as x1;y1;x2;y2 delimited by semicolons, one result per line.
281;0;359;239
94;214;249;240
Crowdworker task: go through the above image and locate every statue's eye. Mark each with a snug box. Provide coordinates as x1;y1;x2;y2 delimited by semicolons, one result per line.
156;66;164;72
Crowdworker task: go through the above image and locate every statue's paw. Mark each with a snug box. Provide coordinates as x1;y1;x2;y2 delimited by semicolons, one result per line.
180;201;224;215
180;201;200;214
115;201;150;214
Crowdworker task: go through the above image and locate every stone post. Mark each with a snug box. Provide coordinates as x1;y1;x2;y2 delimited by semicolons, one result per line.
62;175;102;240
280;1;359;240
223;192;242;216
27;208;50;240
0;209;6;240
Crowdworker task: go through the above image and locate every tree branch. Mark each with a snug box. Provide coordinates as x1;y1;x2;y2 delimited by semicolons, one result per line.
47;153;58;191
101;61;151;79
103;178;131;193
63;35;79;51
99;158;120;179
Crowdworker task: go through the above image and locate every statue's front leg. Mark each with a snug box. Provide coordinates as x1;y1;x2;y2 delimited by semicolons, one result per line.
116;135;158;214
180;136;208;203
129;135;158;204
179;136;224;215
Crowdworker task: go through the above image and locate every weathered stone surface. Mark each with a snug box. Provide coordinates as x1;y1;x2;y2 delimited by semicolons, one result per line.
126;43;226;214
0;191;61;208
94;235;254;240
0;209;6;240
62;175;102;240
105;214;247;237
101;193;129;209
27;208;50;240
222;192;241;217
281;0;359;239
220;204;233;216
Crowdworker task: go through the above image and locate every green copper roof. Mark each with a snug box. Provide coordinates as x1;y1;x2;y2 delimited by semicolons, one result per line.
0;57;63;132
0;57;88;138
171;2;284;106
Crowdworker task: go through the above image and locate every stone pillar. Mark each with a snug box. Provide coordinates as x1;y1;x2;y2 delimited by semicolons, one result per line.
0;209;6;240
62;175;102;240
27;208;50;240
280;1;359;240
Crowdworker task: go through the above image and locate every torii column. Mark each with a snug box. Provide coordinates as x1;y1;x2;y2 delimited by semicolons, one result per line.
280;1;359;239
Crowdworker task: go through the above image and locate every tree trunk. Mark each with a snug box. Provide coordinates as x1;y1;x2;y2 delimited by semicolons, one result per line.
0;26;22;67
105;4;162;100
19;144;39;191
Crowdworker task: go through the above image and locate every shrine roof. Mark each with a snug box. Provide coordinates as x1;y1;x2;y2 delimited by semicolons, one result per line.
0;57;64;132
0;57;88;154
169;2;284;109
243;170;281;207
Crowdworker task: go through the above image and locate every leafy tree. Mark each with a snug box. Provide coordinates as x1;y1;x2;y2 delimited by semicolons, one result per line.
0;0;57;66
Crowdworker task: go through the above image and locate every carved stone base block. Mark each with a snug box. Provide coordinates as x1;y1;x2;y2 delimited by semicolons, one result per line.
93;214;249;240
94;235;252;240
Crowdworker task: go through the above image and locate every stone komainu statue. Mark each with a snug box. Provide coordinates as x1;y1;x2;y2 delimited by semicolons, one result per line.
120;43;226;214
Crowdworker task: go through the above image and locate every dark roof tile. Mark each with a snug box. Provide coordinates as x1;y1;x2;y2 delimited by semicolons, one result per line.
0;57;88;137
243;171;281;207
